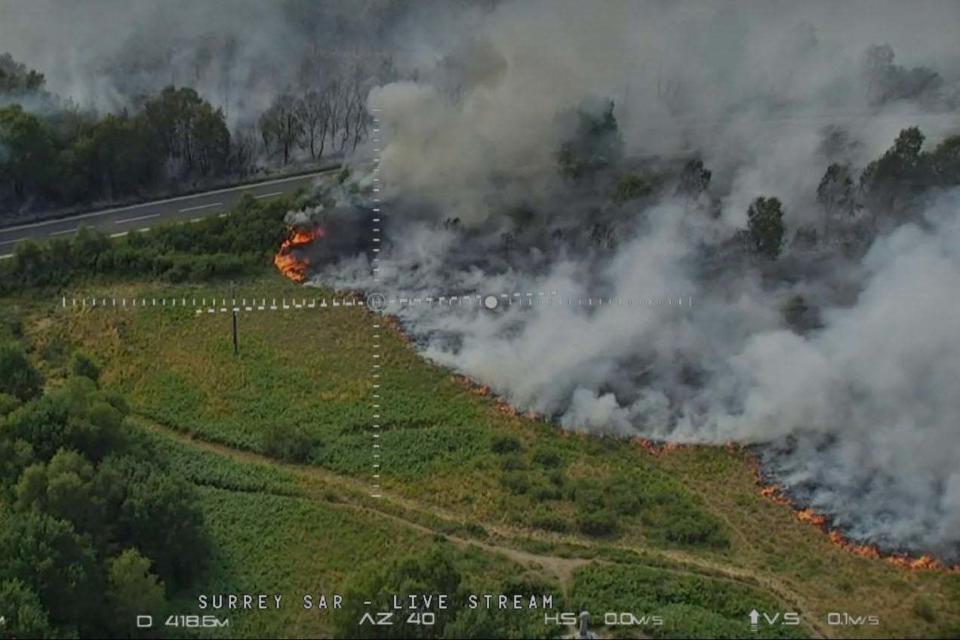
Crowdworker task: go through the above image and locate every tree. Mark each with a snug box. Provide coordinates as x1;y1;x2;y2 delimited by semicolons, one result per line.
929;134;960;186
0;52;45;95
0;341;43;401
860;127;926;213
3;376;126;462
142;86;230;179
334;548;462;639
862;44;943;106
817;163;857;240
676;158;712;199
557;99;623;180
348;65;372;152
259;93;302;165
746;197;785;259
95;455;207;587
63;113;161;200
782;294;822;334
0;511;102;631
0;105;57;200
15;448;99;535
0;579;54;637
107;549;167;636
296;90;332;159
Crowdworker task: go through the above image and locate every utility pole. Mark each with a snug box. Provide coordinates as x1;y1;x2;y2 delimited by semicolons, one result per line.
231;281;239;355
232;308;239;355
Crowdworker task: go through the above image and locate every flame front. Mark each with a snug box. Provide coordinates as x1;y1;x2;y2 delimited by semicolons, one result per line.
274;226;325;282
754;468;958;572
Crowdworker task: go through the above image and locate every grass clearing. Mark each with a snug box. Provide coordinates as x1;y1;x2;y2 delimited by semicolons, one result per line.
7;272;960;638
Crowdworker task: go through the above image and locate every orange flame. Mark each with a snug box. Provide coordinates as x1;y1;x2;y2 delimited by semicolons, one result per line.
633;437;687;456
753;464;958;572
274;226;325;282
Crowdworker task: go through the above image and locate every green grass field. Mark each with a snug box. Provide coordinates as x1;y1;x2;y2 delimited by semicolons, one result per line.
4;273;960;638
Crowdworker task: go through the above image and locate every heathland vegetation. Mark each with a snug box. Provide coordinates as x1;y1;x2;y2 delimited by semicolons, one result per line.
1;179;959;637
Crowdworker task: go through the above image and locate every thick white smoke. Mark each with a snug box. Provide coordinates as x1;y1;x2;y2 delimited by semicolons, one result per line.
315;0;960;560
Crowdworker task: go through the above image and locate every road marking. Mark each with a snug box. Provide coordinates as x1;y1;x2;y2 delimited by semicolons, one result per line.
109;231;129;238
50;228;78;236
178;201;222;213
254;191;283;199
114;212;159;224
0;254;12;260
138;227;151;232
0;167;338;234
0;238;18;246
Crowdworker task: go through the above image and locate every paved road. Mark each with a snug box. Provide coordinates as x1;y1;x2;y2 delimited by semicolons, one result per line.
0;168;337;258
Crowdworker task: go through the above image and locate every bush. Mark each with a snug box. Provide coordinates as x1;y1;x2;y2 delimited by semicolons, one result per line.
657;511;729;548
530;507;570;533
69;352;102;382
914;596;937;623
490;434;522;454
613;173;654;203
531;447;564;468
499;452;526;471
263;423;315;463
0;342;43;401
500;471;529;495
576;507;618;537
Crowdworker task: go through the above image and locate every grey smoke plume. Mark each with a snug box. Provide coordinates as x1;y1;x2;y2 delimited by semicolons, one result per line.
313;0;960;560
0;0;405;126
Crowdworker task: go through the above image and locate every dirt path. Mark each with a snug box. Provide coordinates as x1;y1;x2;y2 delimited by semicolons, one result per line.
138;415;828;637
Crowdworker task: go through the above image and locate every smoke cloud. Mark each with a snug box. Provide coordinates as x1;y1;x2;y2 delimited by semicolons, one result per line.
314;0;960;560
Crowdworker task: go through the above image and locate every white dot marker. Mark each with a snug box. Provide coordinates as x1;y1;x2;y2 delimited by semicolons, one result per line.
483;295;499;310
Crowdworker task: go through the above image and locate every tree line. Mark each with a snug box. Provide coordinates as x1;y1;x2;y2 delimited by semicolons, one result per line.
0;52;385;218
0;84;234;209
558;101;960;261
0;344;208;637
0;192;295;294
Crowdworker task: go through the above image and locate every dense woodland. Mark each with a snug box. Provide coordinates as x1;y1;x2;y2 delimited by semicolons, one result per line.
0;342;207;637
0;52;383;220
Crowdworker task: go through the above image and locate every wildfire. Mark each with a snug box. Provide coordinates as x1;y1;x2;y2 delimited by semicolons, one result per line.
634;437;686;456
274;225;325;282
754;466;959;572
796;508;827;527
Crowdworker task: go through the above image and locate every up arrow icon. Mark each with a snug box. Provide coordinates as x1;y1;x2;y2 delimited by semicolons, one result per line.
749;609;760;631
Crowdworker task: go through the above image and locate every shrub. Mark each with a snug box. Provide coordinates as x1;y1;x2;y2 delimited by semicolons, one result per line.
490;434;522;454
500;471;529;495
499;452;527;471
914;596;937;623
576;507;618;537
263;423;315;463
531;447;564;468
0;342;43;401
530;507;570;533
69;352;102;383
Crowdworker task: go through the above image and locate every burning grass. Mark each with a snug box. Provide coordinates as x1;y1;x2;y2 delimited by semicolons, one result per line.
754;465;960;573
274;225;325;282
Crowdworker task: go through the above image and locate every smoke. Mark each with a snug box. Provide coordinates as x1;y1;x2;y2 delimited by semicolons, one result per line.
755;198;960;557
0;0;406;126
12;0;956;558
310;0;960;560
